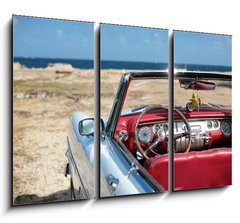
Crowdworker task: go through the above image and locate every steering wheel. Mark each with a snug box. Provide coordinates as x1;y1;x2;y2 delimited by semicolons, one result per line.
134;104;192;159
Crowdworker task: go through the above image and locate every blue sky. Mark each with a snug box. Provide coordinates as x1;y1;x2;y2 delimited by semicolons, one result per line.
174;31;232;66
13;16;232;66
101;24;168;63
13;16;94;59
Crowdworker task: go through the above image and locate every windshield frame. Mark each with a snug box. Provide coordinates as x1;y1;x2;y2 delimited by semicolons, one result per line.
105;72;168;137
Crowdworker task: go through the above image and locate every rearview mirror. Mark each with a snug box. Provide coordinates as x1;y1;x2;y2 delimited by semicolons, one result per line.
180;79;216;90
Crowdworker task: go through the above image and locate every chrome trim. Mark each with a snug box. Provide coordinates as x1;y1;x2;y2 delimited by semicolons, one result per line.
115;138;164;192
174;71;231;80
106;75;128;137
174;119;230;152
66;142;89;199
100;132;162;197
139;117;231;127
67;112;95;199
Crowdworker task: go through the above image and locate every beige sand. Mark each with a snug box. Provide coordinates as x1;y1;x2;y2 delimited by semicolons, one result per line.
13;64;94;205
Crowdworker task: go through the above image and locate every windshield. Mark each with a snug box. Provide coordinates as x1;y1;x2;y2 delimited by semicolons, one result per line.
174;79;231;108
121;78;168;115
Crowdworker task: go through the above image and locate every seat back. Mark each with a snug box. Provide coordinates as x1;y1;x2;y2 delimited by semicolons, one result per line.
145;148;232;191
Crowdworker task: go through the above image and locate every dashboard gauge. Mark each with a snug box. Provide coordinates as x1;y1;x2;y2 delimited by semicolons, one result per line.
157;128;166;142
207;121;212;129
153;124;161;134
213;120;219;129
138;126;152;144
119;130;128;141
163;124;168;133
221;120;231;136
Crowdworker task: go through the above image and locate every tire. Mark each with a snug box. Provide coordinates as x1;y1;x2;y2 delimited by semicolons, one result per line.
70;178;76;200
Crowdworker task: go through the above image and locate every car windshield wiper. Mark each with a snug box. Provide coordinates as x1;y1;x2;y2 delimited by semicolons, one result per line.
131;105;149;112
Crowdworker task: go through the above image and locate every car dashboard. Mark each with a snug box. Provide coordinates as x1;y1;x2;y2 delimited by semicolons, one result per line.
115;109;231;156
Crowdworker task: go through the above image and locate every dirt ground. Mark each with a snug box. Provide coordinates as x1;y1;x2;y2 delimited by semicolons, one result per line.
100;70;170;116
13;65;231;205
100;70;231;117
13;65;94;205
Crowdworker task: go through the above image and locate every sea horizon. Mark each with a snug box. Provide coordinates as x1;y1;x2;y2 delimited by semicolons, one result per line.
13;57;232;72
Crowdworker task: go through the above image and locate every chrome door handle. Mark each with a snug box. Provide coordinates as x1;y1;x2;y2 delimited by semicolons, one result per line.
106;174;119;192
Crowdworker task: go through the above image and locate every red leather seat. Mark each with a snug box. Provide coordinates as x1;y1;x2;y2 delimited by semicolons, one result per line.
145;148;232;191
145;154;169;191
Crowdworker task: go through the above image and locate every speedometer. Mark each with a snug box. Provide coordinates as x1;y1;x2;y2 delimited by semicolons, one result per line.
138;126;152;144
221;120;231;136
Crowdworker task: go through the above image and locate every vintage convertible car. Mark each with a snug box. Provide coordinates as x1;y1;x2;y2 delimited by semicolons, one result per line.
65;71;232;199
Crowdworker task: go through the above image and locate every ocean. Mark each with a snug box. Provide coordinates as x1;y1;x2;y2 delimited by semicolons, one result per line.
14;57;94;69
14;57;231;72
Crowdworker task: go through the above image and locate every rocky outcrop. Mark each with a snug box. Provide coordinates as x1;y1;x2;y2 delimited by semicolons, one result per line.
13;62;26;71
47;63;74;73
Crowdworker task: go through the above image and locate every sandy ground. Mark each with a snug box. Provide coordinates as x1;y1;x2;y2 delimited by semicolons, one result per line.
13;65;231;205
13;64;94;205
100;70;231;117
100;69;127;116
101;70;170;116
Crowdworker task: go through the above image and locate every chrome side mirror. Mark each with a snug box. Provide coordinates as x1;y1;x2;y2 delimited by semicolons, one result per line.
78;118;105;136
79;118;94;136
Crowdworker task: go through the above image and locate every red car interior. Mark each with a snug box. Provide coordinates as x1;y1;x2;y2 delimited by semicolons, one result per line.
115;107;232;191
145;148;231;191
173;147;232;190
